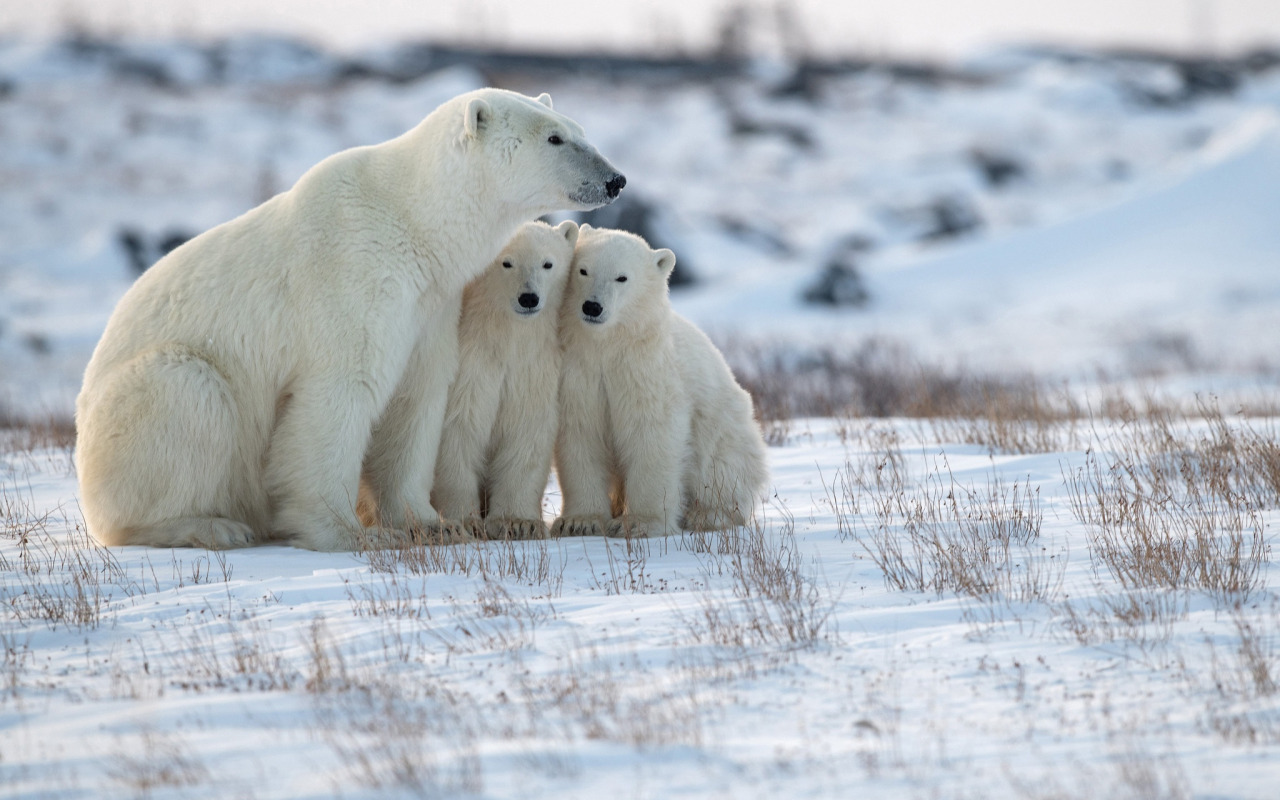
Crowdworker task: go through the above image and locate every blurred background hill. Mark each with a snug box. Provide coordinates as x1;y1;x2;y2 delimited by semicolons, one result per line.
2;1;1279;417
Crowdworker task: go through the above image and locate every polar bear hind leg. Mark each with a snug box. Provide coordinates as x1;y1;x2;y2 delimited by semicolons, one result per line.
77;348;255;549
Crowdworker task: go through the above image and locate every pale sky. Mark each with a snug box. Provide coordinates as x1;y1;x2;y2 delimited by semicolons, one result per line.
3;0;1279;58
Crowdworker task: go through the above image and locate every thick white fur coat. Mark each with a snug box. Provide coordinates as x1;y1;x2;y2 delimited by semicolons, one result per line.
432;219;578;539
553;226;769;538
75;89;621;550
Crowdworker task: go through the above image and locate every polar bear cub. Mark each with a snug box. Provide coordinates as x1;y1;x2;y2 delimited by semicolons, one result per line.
75;89;624;551
431;219;579;539
552;225;769;538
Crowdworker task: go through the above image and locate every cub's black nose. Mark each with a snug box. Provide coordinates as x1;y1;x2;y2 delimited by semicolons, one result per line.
582;300;603;318
605;174;626;199
518;293;540;309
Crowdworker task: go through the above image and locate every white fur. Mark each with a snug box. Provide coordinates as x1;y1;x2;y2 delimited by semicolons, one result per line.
431;219;578;540
552;226;769;538
75;88;622;551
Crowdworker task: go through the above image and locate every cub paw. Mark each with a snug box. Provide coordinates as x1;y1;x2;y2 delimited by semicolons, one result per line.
550;515;608;538
411;518;474;545
483;517;549;541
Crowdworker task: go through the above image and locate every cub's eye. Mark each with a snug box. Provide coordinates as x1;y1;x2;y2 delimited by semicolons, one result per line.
579;269;587;276
616;276;628;283
543;261;553;270
548;135;564;145
502;261;513;269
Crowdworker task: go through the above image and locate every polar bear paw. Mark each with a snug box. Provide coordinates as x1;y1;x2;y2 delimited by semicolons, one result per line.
410;518;475;546
483;517;550;541
606;515;675;539
550;515;609;538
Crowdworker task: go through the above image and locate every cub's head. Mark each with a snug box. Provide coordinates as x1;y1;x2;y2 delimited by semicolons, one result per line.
564;225;676;330
481;219;579;318
457;89;625;215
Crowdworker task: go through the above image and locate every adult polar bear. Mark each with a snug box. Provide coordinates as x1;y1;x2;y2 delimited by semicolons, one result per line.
75;89;624;551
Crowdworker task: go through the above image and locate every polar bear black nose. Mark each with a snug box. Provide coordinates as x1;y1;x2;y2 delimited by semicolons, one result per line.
518;292;540;309
582;300;603;318
605;174;626;199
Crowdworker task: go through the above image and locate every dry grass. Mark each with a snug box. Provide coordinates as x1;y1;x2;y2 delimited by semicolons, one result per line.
829;445;1064;606
682;505;839;650
105;728;211;798
726;339;1083;453
1065;410;1270;606
519;646;705;749
0;406;76;456
1198;603;1280;744
358;528;566;597
1;482;134;631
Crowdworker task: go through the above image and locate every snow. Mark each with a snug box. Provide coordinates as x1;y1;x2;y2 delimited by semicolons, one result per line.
3;420;1278;798
2;36;1280;798
3;39;1280;414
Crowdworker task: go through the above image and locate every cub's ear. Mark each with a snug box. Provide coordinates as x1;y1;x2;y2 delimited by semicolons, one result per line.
535;93;554;109
580;223;593;233
464;97;491;139
555;219;580;247
655;248;677;276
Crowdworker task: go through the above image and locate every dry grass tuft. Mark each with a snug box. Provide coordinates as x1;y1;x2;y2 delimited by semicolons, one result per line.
683;506;839;650
1065;409;1270;606
358;530;565;597
1;483;134;631
829;446;1063;605
726;339;1083;453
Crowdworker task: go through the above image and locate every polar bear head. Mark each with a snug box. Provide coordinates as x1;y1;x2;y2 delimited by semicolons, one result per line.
475;219;579;318
452;89;625;215
564;224;676;330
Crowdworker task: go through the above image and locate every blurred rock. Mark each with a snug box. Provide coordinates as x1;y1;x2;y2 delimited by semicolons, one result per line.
118;226;195;275
970;149;1026;188
577;194;696;287
920;196;983;242
801;234;872;307
717;215;795;258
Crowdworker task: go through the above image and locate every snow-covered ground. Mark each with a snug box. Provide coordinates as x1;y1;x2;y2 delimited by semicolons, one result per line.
3;36;1280;799
3;38;1280;414
3;415;1278;798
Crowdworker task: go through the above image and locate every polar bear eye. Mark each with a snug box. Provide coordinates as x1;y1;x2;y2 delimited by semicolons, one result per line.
548;135;564;145
542;262;553;270
579;269;587;276
616;276;628;283
502;261;513;269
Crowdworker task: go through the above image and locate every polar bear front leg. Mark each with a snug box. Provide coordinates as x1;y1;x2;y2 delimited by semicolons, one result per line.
608;400;687;539
430;361;502;532
362;328;470;544
484;382;557;541
551;383;614;538
268;377;398;551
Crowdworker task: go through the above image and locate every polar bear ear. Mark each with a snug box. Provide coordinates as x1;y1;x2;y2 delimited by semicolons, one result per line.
579;223;593;232
464;97;491;139
535;93;554;109
654;248;677;276
555;219;580;247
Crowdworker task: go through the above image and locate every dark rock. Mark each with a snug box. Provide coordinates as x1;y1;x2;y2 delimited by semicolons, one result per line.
728;112;815;150
118;226;198;275
158;232;192;256
577;194;696;286
23;333;52;357
920;196;982;242
717;215;796;258
970;149;1025;188
802;234;872;307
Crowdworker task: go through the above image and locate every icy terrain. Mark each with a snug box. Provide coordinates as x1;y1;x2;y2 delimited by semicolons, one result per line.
3;415;1279;799
2;37;1280;799
2;38;1280;414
